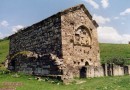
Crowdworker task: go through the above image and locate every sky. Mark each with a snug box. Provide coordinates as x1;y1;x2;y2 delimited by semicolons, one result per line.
0;0;130;44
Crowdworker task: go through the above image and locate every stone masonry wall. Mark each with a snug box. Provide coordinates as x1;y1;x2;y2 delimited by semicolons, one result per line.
8;4;102;82
9;14;63;76
10;54;63;76
9;14;62;57
61;5;100;78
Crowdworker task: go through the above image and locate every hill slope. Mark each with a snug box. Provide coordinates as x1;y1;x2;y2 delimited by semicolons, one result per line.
100;43;130;63
0;39;9;63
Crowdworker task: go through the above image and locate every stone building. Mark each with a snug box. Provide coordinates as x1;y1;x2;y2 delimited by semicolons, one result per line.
8;4;102;82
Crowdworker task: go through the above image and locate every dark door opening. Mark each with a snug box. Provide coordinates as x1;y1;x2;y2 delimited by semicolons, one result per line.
102;64;106;76
124;66;129;75
80;66;87;78
11;60;15;71
107;64;113;76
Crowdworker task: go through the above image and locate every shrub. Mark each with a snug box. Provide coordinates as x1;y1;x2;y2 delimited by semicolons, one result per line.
103;56;128;65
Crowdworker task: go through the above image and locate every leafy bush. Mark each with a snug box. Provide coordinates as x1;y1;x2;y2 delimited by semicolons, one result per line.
102;56;129;65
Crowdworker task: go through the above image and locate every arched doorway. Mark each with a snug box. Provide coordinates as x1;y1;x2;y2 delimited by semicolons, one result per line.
80;66;87;78
80;61;89;78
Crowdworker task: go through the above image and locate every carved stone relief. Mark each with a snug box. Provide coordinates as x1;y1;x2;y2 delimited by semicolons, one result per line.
74;26;91;46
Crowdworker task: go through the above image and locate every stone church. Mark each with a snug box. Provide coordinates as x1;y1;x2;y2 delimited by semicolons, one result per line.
8;4;103;82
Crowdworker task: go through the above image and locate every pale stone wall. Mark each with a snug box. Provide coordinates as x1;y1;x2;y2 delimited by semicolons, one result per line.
113;65;124;76
61;5;100;67
85;66;104;78
87;66;95;78
104;64;129;76
128;65;130;75
94;66;104;77
61;5;100;78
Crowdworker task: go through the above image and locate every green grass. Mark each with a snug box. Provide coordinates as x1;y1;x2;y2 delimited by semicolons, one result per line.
100;43;130;64
0;39;9;63
0;73;130;90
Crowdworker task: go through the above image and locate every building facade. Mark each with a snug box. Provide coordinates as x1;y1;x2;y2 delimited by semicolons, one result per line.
8;4;102;82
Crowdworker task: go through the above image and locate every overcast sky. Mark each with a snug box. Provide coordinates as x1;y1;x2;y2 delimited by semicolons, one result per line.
0;0;130;44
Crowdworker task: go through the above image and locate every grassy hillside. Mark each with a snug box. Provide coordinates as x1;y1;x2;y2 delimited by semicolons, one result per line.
100;43;130;64
0;73;130;90
0;39;9;63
